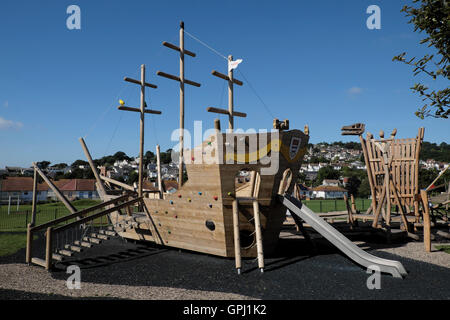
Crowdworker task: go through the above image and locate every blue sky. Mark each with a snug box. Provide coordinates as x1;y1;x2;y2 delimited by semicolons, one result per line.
0;0;448;167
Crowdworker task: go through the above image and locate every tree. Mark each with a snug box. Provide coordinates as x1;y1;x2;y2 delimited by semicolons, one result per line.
313;166;340;186
393;0;449;119
36;161;51;169
357;178;372;198
71;159;88;168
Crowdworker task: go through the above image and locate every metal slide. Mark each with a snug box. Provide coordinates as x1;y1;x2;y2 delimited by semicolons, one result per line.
279;195;407;278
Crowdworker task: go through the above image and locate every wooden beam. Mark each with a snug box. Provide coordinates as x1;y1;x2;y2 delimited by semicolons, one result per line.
206;107;247;118
232;199;242;274
117;106;162;115
99;175;135;191
156;71;201;87
211;70;243;86
45;227;53;270
124;77;157;89
420;190;432;252
31;194;131;232
162;41;196;57
156;145;163;198
26;224;32;263
79;137;107;198
32;163;77;214
31;167;38;226
54;197;142;233
252;200;264;272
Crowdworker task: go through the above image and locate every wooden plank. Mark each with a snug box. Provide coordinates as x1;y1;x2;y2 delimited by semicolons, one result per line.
207;107;247;118
211;70;243;86
33;163;77;214
31;257;46;268
162;41;196;57
100;175;135;191
124;77;157;89
117;106;162;115
156;71;201;87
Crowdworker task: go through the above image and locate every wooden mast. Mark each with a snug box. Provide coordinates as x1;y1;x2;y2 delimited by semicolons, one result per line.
208;56;245;132
157;21;201;187
118;65;161;198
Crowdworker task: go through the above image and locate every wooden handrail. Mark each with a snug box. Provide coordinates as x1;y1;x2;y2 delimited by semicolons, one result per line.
31;194;133;232
53;197;143;233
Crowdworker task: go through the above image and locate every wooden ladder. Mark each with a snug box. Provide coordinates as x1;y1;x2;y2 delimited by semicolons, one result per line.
232;197;265;274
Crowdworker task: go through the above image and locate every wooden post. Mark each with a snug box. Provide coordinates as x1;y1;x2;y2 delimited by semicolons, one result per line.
414;128;425;222
26;224;32;264
232;199;242;274
139;65;146;198
344;194;354;224
179;22;185;186
33;163;77;214
156;22;200;187
252;200;264;272
156;144;163;199
359;134;377;215
79;137;107;198
31;167;38;226
350;194;356;213
214;118;221;131
228;55;234;130
119;66;160;198
45;227;53;270
420;190;432;252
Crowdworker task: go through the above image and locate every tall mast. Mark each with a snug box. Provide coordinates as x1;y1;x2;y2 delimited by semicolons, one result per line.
157;21;201;186
118;65;161;197
207;56;245;132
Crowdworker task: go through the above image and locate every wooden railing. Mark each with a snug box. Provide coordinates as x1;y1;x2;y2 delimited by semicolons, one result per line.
26;193;142;270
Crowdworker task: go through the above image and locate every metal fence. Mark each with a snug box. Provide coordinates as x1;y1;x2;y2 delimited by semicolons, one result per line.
0;199;371;231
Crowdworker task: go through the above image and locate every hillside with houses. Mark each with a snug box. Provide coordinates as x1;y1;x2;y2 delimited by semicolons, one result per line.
1;141;448;203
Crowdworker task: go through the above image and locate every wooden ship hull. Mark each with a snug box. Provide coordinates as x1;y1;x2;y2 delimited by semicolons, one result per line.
107;129;309;258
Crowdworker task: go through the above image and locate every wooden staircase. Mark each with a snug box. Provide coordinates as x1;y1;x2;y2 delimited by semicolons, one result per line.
26;194;142;270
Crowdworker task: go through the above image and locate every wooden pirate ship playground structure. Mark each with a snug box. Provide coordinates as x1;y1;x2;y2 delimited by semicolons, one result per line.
24;22;446;279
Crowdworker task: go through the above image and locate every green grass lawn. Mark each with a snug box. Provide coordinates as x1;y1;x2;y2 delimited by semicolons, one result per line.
0;199;102;231
435;245;450;254
0;232;37;257
303;198;371;213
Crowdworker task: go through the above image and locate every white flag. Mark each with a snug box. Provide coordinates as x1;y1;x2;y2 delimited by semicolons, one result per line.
228;59;243;72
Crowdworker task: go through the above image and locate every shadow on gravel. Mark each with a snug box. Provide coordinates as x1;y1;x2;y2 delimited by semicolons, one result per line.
2;230;450;299
0;288;123;300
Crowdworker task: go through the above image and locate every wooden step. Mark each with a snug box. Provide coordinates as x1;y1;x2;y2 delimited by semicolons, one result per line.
65;245;82;252
99;230;117;236
31;257;46;267
91;233;109;240
74;240;92;248
58;250;73;257
52;253;64;261
83;237;101;244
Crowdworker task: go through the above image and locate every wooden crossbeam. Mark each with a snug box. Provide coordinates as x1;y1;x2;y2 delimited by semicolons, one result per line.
211;70;243;86
162;41;196;57
119;65;161;198
124;77;157;89
118;106;162;114
156;71;201;87
207;107;246;118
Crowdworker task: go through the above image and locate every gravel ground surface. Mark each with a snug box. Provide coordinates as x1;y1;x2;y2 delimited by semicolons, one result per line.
0;227;449;300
